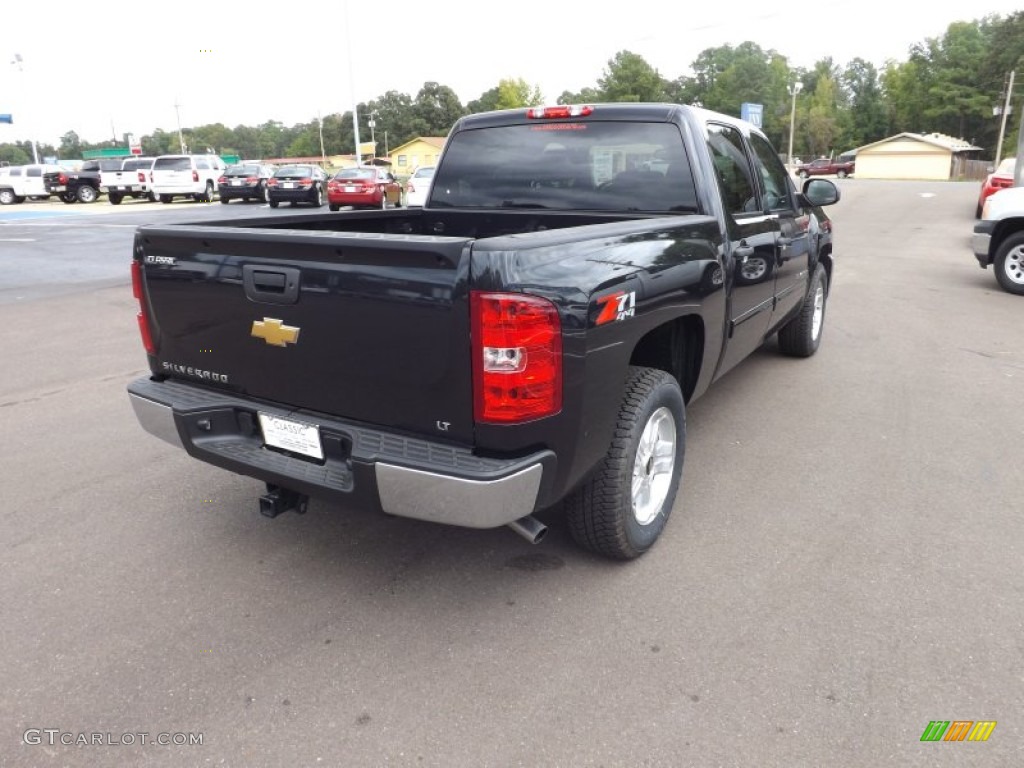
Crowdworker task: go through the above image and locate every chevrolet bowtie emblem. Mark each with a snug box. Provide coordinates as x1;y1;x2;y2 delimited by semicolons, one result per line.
251;318;300;347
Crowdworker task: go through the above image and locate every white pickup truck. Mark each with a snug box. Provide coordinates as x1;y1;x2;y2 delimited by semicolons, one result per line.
104;157;157;205
0;163;68;204
972;186;1024;295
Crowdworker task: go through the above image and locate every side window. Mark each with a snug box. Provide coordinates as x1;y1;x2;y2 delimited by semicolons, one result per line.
26;167;42;177
195;157;209;170
707;123;757;216
11;168;22;177
748;133;794;212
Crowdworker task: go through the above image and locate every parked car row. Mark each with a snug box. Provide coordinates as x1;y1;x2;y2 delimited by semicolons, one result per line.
3;156;423;210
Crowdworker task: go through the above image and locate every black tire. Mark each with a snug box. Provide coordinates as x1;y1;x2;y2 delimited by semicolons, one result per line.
160;195;173;204
61;192;77;204
565;366;686;560
204;181;215;202
312;185;323;207
778;263;828;357
109;193;123;205
380;192;388;210
269;200;279;209
975;203;983;219
993;232;1024;295
329;203;340;212
0;188;16;205
149;191;159;202
76;185;99;203
220;196;230;204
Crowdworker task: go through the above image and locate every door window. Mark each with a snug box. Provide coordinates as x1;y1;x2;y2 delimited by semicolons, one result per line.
707;123;757;216
748;133;794;212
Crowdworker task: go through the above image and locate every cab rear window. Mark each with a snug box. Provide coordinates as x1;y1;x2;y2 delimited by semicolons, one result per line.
430;122;698;213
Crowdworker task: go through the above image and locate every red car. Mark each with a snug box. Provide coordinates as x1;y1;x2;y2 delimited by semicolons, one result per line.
327;167;402;211
977;157;1016;217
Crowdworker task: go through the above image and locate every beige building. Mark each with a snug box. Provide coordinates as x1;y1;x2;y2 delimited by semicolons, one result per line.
852;132;981;180
387;137;446;175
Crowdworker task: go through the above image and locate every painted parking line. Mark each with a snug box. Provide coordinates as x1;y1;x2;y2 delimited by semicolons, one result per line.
0;209;83;222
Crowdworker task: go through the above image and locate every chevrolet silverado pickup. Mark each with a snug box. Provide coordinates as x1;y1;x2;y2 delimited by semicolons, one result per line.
127;103;839;559
795;156;854;179
44;162;103;203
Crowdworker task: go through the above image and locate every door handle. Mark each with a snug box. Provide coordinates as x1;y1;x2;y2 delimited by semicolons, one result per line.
243;265;301;305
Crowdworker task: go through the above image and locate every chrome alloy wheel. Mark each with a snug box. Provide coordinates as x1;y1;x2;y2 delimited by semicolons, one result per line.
1003;244;1024;286
631;406;677;525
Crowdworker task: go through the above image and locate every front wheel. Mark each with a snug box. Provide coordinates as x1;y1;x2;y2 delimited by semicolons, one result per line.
160;195;173;204
993;232;1024;295
798;170;809;179
61;192;77;204
565;367;686;560
220;196;230;204
329;203;340;212
269;200;279;209
0;189;16;205
778;263;828;357
109;193;123;205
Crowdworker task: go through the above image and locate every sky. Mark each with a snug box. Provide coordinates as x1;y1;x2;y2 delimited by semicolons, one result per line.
1;0;1020;147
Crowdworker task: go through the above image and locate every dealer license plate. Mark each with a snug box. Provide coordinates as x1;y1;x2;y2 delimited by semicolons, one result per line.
344;185;356;193
233;180;243;186
258;413;323;460
284;182;295;189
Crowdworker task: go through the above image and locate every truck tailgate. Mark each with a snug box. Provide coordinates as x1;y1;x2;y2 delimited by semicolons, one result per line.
136;226;475;444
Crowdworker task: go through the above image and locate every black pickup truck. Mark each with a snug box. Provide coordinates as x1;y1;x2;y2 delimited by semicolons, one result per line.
43;159;106;203
127;103;839;559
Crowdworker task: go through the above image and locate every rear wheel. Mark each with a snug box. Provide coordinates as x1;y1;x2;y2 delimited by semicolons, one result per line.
565;366;685;560
61;192;77;204
380;192;388;209
837;169;848;179
798;170;809;179
312;185;323;207
220;196;230;204
76;185;98;203
993;232;1024;295
269;200;279;209
0;189;16;205
160;195;173;204
109;193;123;205
778;263;828;357
329;203;340;212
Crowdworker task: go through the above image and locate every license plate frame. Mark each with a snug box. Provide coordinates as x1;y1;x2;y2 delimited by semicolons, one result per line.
258;412;323;460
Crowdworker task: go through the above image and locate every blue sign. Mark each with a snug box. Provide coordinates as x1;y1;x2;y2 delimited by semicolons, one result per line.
0;114;13;124
740;103;763;128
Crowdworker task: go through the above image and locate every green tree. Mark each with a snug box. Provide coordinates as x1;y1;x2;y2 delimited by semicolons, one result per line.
0;144;31;164
59;131;82;159
556;86;601;105
597;50;667;102
410;82;466;138
841;58;888;148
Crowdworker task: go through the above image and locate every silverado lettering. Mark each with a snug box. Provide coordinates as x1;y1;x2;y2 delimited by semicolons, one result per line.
127;103;840;560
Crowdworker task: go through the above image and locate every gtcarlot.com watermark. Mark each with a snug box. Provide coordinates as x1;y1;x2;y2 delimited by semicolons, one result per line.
24;729;203;747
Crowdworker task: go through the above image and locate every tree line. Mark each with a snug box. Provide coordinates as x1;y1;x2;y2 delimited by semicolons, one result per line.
2;11;1020;167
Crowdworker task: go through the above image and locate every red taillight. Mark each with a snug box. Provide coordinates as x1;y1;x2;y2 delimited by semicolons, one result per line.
58;173;68;184
471;291;562;423
526;104;593;119
267;178;278;186
192;170;199;182
217;175;227;184
246;176;258;183
301;177;312;185
131;260;156;355
994;178;1012;189
137;172;145;183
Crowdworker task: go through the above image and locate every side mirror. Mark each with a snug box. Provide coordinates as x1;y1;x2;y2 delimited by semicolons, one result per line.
802;178;840;207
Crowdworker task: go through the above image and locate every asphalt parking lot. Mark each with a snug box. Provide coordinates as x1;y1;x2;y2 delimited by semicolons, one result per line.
1;181;1021;767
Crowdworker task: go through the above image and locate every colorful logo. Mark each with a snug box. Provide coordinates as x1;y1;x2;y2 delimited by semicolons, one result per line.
920;721;996;742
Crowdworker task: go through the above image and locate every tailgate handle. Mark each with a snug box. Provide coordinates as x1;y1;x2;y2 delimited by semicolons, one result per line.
243;265;300;305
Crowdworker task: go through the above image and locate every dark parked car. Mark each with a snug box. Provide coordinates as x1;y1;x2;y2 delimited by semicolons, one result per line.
267;165;326;208
327;167;402;210
218;163;277;204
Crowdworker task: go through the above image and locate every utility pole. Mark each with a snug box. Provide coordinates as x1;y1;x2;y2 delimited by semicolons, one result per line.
174;99;187;154
787;81;803;168
994;70;1014;168
344;0;361;166
368;110;377;159
11;53;39;163
317;110;326;164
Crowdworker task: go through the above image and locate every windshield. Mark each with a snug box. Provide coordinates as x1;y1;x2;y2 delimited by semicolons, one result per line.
413;167;435;179
226;165;262;176
333;169;375;180
429;122;698;212
276;166;314;177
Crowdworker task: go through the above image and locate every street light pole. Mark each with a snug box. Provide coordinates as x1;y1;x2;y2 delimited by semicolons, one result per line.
787;81;803;168
11;54;39;163
174;99;186;154
344;0;362;166
368;110;377;159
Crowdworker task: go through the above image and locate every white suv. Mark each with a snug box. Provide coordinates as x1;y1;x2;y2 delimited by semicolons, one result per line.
0;163;68;204
150;154;227;203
